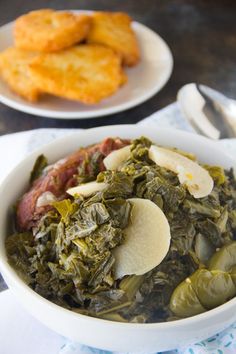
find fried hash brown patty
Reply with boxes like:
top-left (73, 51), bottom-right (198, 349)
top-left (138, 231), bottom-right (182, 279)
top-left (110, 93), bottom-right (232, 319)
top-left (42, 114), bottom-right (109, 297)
top-left (0, 47), bottom-right (41, 102)
top-left (87, 12), bottom-right (140, 66)
top-left (14, 9), bottom-right (92, 52)
top-left (29, 44), bottom-right (127, 104)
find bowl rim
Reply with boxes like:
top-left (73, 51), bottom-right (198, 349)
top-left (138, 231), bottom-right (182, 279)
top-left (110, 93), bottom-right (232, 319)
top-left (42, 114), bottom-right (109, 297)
top-left (0, 124), bottom-right (235, 329)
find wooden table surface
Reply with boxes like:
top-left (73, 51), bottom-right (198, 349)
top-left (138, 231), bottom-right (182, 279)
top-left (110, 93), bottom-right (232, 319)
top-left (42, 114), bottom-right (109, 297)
top-left (0, 0), bottom-right (236, 135)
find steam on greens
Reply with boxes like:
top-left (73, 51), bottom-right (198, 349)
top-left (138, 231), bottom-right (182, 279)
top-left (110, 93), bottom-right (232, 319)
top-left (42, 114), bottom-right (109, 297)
top-left (6, 137), bottom-right (236, 323)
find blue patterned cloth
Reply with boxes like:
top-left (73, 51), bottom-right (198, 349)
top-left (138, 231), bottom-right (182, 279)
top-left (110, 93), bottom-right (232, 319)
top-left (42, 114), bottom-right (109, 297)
top-left (59, 323), bottom-right (236, 354)
top-left (180, 323), bottom-right (236, 353)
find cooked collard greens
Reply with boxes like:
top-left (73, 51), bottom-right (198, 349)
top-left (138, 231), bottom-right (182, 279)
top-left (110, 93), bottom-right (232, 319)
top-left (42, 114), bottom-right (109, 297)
top-left (6, 137), bottom-right (236, 323)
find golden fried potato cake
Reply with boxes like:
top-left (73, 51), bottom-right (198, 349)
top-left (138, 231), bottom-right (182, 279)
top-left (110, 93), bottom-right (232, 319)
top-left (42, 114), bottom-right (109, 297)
top-left (14, 9), bottom-right (92, 52)
top-left (0, 47), bottom-right (41, 102)
top-left (87, 12), bottom-right (140, 67)
top-left (29, 44), bottom-right (127, 104)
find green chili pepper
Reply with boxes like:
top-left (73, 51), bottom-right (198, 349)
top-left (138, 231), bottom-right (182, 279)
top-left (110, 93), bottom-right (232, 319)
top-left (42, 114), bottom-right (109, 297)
top-left (190, 269), bottom-right (235, 309)
top-left (169, 277), bottom-right (206, 317)
top-left (230, 265), bottom-right (236, 286)
top-left (170, 242), bottom-right (236, 318)
top-left (208, 242), bottom-right (236, 272)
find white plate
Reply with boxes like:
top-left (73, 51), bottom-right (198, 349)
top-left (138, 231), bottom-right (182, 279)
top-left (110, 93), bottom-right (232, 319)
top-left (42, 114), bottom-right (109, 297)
top-left (0, 11), bottom-right (173, 119)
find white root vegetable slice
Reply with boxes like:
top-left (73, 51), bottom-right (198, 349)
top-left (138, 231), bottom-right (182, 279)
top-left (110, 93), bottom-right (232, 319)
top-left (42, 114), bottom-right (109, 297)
top-left (67, 181), bottom-right (108, 197)
top-left (113, 198), bottom-right (171, 279)
top-left (103, 145), bottom-right (131, 170)
top-left (149, 145), bottom-right (214, 198)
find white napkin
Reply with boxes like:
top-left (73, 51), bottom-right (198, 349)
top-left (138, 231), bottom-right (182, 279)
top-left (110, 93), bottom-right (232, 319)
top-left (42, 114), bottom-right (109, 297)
top-left (0, 102), bottom-right (236, 354)
top-left (0, 290), bottom-right (65, 354)
top-left (0, 128), bottom-right (77, 183)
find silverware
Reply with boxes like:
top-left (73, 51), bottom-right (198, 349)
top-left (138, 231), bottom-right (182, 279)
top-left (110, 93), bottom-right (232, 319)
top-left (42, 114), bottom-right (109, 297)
top-left (177, 83), bottom-right (236, 139)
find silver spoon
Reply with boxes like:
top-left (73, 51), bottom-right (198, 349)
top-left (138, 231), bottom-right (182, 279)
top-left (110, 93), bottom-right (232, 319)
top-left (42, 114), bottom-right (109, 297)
top-left (177, 83), bottom-right (236, 139)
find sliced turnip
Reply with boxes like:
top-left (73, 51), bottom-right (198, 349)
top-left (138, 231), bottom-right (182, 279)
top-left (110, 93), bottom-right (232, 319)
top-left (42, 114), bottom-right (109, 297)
top-left (103, 145), bottom-right (131, 170)
top-left (113, 198), bottom-right (171, 279)
top-left (149, 145), bottom-right (214, 198)
top-left (67, 181), bottom-right (108, 197)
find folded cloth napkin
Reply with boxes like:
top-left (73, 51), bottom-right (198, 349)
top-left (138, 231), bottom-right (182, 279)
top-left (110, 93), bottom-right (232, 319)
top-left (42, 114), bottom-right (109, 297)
top-left (0, 102), bottom-right (236, 354)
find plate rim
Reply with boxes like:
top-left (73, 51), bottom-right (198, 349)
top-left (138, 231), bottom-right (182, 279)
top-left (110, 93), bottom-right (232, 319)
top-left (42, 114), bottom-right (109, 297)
top-left (0, 13), bottom-right (173, 119)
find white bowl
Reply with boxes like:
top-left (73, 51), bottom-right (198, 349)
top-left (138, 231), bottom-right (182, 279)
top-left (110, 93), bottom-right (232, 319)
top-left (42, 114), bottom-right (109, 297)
top-left (0, 125), bottom-right (235, 353)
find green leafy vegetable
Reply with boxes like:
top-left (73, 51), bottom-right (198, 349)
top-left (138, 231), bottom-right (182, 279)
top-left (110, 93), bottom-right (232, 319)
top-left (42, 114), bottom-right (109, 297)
top-left (204, 165), bottom-right (226, 186)
top-left (30, 154), bottom-right (48, 183)
top-left (52, 199), bottom-right (78, 223)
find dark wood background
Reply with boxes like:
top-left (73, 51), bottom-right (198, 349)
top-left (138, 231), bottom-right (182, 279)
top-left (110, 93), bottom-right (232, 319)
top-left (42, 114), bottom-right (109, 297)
top-left (0, 0), bottom-right (236, 135)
